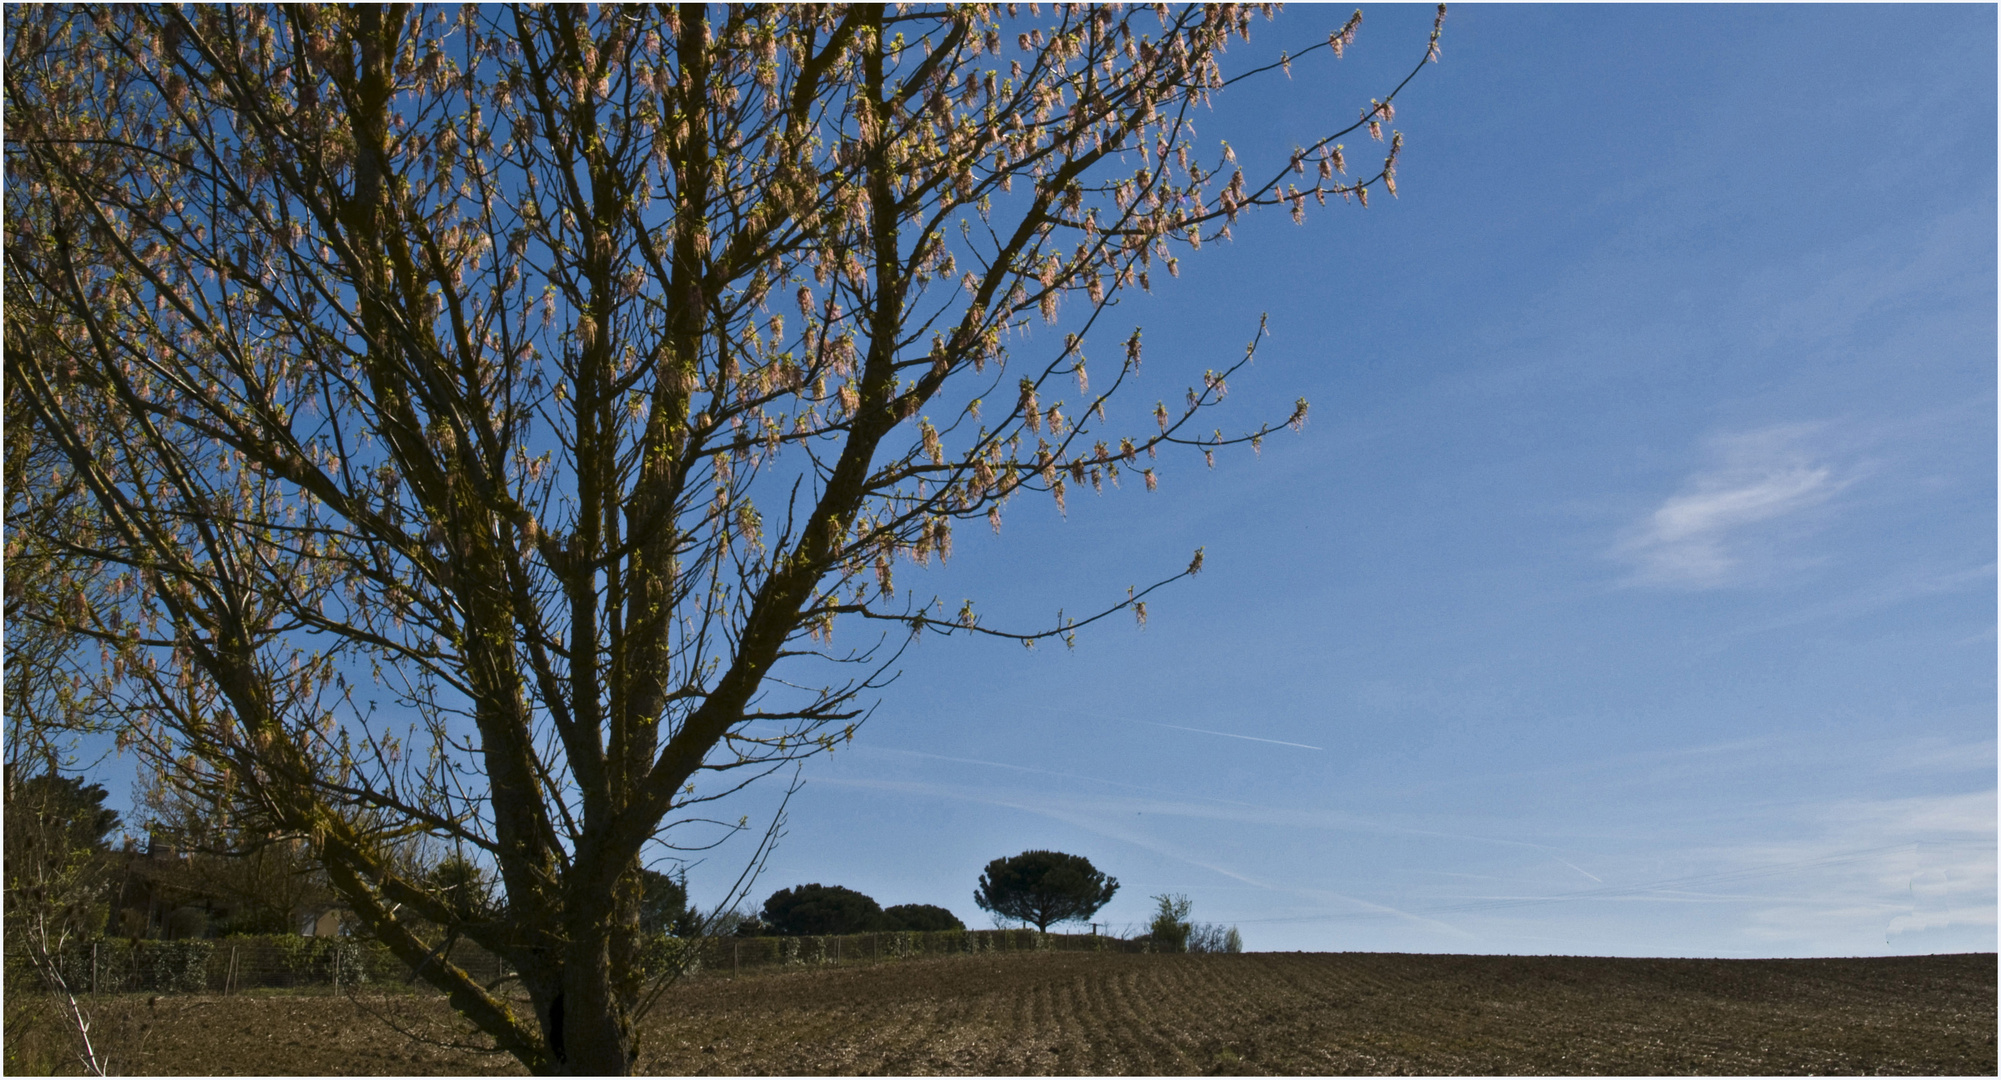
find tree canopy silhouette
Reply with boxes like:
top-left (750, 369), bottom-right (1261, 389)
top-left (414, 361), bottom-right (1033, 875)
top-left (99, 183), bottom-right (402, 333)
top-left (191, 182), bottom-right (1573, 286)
top-left (761, 882), bottom-right (882, 935)
top-left (974, 849), bottom-right (1118, 932)
top-left (884, 902), bottom-right (963, 932)
top-left (4, 3), bottom-right (1442, 1073)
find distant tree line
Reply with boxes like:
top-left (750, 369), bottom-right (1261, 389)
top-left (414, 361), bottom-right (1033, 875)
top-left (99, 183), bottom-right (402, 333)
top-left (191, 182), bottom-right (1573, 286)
top-left (6, 781), bottom-right (1236, 954)
top-left (727, 848), bottom-right (1119, 938)
top-left (736, 884), bottom-right (965, 936)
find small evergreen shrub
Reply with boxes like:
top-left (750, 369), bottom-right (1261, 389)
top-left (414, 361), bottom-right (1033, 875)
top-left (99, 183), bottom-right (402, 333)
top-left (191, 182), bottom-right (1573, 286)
top-left (1147, 894), bottom-right (1193, 953)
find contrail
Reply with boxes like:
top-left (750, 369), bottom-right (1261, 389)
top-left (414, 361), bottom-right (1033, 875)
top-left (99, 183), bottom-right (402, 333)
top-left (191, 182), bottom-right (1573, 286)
top-left (1140, 721), bottom-right (1324, 752)
top-left (1554, 857), bottom-right (1603, 883)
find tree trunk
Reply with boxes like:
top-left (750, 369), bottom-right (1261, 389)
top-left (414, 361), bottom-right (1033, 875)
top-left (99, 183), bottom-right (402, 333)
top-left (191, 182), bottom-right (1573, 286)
top-left (525, 940), bottom-right (637, 1076)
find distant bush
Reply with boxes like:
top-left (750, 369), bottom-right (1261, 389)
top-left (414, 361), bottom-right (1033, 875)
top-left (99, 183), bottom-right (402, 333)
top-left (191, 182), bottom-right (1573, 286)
top-left (762, 884), bottom-right (884, 936)
top-left (639, 932), bottom-right (703, 979)
top-left (640, 869), bottom-right (696, 936)
top-left (268, 934), bottom-right (376, 984)
top-left (1188, 922), bottom-right (1243, 954)
top-left (1139, 895), bottom-right (1241, 954)
top-left (44, 938), bottom-right (213, 993)
top-left (144, 939), bottom-right (214, 992)
top-left (1147, 893), bottom-right (1193, 953)
top-left (884, 903), bottom-right (964, 932)
top-left (697, 907), bottom-right (769, 937)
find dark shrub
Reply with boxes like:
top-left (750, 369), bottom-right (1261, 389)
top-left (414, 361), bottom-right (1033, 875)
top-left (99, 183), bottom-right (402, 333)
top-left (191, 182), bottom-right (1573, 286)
top-left (883, 903), bottom-right (964, 932)
top-left (1146, 893), bottom-right (1192, 953)
top-left (761, 884), bottom-right (883, 936)
top-left (638, 869), bottom-right (689, 936)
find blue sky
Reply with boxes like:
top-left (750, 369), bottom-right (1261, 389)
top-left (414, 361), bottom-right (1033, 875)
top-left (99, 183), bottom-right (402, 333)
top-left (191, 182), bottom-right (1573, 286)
top-left (674, 4), bottom-right (1996, 957)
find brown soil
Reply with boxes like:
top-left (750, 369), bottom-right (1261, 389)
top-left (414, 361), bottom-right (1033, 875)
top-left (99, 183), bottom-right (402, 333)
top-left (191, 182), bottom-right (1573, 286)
top-left (72, 950), bottom-right (1995, 1075)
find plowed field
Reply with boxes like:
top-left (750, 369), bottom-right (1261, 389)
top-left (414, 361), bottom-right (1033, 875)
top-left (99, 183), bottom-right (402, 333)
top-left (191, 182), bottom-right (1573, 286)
top-left (78, 950), bottom-right (1995, 1075)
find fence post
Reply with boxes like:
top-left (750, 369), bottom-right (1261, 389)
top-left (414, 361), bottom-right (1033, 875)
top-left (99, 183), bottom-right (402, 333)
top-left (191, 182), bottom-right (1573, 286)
top-left (91, 941), bottom-right (99, 995)
top-left (733, 941), bottom-right (739, 979)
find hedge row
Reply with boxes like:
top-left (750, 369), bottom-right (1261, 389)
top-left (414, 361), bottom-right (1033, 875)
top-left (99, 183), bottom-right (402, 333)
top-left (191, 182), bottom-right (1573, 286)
top-left (10, 934), bottom-right (501, 994)
top-left (681, 927), bottom-right (1148, 975)
top-left (9, 927), bottom-right (1143, 995)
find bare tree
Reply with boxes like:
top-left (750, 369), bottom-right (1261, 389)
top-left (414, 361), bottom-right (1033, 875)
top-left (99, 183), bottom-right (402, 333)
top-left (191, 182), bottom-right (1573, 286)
top-left (4, 4), bottom-right (1442, 1073)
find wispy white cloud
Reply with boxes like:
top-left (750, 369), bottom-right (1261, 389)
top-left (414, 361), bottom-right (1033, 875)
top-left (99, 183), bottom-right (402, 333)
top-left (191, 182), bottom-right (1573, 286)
top-left (1617, 424), bottom-right (1846, 587)
top-left (1718, 790), bottom-right (1997, 948)
top-left (1707, 561), bottom-right (1996, 644)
